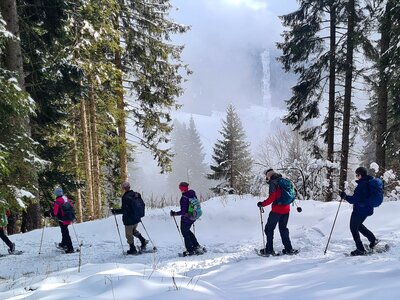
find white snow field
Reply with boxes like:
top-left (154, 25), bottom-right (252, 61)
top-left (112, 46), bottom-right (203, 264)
top-left (0, 195), bottom-right (399, 300)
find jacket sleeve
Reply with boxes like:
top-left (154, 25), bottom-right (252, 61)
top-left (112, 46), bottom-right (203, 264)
top-left (176, 196), bottom-right (189, 216)
top-left (345, 184), bottom-right (364, 204)
top-left (53, 200), bottom-right (60, 218)
top-left (261, 182), bottom-right (282, 207)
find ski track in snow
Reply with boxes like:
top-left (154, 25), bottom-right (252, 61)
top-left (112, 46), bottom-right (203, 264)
top-left (0, 196), bottom-right (399, 299)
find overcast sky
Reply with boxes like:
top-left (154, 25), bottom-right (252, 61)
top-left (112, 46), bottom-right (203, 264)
top-left (170, 0), bottom-right (298, 114)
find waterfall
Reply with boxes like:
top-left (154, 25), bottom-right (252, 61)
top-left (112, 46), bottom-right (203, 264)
top-left (261, 49), bottom-right (271, 108)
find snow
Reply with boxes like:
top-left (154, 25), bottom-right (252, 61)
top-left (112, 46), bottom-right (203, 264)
top-left (1, 196), bottom-right (399, 299)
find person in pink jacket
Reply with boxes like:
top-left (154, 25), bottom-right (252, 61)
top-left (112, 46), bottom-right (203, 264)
top-left (53, 187), bottom-right (74, 253)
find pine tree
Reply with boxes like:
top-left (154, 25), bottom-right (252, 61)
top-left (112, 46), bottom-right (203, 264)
top-left (118, 0), bottom-right (190, 173)
top-left (209, 105), bottom-right (253, 194)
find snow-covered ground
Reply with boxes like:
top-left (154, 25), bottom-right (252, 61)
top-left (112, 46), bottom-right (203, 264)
top-left (1, 196), bottom-right (399, 300)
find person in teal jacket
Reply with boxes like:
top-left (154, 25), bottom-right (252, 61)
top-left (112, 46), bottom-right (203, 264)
top-left (0, 208), bottom-right (15, 254)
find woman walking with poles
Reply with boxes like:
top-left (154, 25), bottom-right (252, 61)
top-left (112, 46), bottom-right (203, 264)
top-left (257, 169), bottom-right (298, 256)
top-left (170, 182), bottom-right (204, 257)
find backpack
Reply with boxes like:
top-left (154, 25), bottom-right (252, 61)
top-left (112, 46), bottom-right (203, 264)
top-left (133, 192), bottom-right (145, 219)
top-left (365, 177), bottom-right (384, 207)
top-left (60, 196), bottom-right (76, 222)
top-left (276, 178), bottom-right (296, 205)
top-left (186, 196), bottom-right (202, 221)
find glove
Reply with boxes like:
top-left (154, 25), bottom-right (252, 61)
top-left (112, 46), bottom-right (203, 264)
top-left (43, 211), bottom-right (51, 217)
top-left (340, 191), bottom-right (346, 199)
top-left (111, 209), bottom-right (116, 215)
top-left (257, 202), bottom-right (263, 208)
top-left (170, 210), bottom-right (176, 216)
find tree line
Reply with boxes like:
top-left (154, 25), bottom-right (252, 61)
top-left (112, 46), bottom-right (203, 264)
top-left (0, 0), bottom-right (189, 232)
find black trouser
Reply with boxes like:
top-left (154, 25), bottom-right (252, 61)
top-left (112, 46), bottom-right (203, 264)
top-left (181, 220), bottom-right (199, 253)
top-left (0, 228), bottom-right (13, 248)
top-left (265, 211), bottom-right (292, 252)
top-left (350, 211), bottom-right (375, 251)
top-left (59, 223), bottom-right (73, 251)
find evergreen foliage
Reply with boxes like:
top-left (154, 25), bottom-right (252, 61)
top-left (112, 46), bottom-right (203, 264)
top-left (209, 105), bottom-right (253, 194)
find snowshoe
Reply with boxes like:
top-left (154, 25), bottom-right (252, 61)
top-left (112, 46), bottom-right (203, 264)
top-left (178, 250), bottom-right (195, 257)
top-left (137, 246), bottom-right (157, 254)
top-left (0, 250), bottom-right (23, 257)
top-left (255, 248), bottom-right (279, 257)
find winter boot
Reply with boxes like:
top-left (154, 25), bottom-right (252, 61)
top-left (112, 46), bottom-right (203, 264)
top-left (127, 243), bottom-right (138, 255)
top-left (138, 235), bottom-right (149, 251)
top-left (350, 249), bottom-right (367, 256)
top-left (182, 250), bottom-right (195, 257)
top-left (65, 248), bottom-right (75, 254)
top-left (282, 248), bottom-right (299, 255)
top-left (8, 243), bottom-right (15, 254)
top-left (58, 243), bottom-right (68, 250)
top-left (260, 248), bottom-right (276, 256)
top-left (369, 239), bottom-right (380, 249)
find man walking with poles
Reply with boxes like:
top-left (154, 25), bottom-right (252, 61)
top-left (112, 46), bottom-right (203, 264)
top-left (112, 182), bottom-right (148, 255)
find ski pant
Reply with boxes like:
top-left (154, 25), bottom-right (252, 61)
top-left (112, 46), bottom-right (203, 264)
top-left (0, 228), bottom-right (13, 249)
top-left (265, 211), bottom-right (292, 252)
top-left (350, 211), bottom-right (375, 251)
top-left (181, 220), bottom-right (199, 253)
top-left (59, 223), bottom-right (73, 251)
top-left (125, 223), bottom-right (141, 246)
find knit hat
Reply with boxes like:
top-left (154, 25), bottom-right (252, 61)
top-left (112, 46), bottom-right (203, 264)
top-left (54, 187), bottom-right (63, 197)
top-left (179, 182), bottom-right (189, 188)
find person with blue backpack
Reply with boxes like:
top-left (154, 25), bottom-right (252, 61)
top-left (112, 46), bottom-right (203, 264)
top-left (257, 169), bottom-right (298, 256)
top-left (170, 182), bottom-right (204, 257)
top-left (111, 182), bottom-right (148, 255)
top-left (340, 167), bottom-right (382, 256)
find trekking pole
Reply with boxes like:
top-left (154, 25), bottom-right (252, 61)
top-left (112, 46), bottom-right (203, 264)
top-left (113, 214), bottom-right (125, 254)
top-left (324, 198), bottom-right (344, 255)
top-left (259, 207), bottom-right (266, 252)
top-left (140, 220), bottom-right (157, 251)
top-left (172, 215), bottom-right (185, 247)
top-left (38, 217), bottom-right (47, 255)
top-left (71, 223), bottom-right (80, 245)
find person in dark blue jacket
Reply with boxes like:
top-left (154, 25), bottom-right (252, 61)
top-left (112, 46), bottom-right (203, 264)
top-left (340, 167), bottom-right (379, 256)
top-left (170, 182), bottom-right (202, 256)
top-left (111, 182), bottom-right (148, 255)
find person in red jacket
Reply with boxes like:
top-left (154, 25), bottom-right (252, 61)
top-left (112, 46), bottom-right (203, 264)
top-left (53, 187), bottom-right (74, 253)
top-left (257, 169), bottom-right (297, 256)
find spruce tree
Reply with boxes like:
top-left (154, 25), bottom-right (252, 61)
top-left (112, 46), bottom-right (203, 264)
top-left (209, 105), bottom-right (253, 194)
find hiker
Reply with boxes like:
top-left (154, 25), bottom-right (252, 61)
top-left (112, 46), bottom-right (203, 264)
top-left (257, 169), bottom-right (297, 256)
top-left (170, 182), bottom-right (203, 256)
top-left (111, 182), bottom-right (148, 255)
top-left (340, 167), bottom-right (379, 256)
top-left (52, 187), bottom-right (74, 253)
top-left (0, 208), bottom-right (15, 254)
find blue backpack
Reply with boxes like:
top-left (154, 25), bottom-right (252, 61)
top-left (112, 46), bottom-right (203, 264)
top-left (276, 178), bottom-right (296, 205)
top-left (186, 196), bottom-right (202, 221)
top-left (366, 177), bottom-right (384, 207)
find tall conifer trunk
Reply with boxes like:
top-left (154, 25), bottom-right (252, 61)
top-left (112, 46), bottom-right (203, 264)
top-left (326, 1), bottom-right (337, 201)
top-left (339, 0), bottom-right (356, 191)
top-left (80, 99), bottom-right (94, 220)
top-left (89, 84), bottom-right (102, 218)
top-left (375, 0), bottom-right (392, 176)
top-left (72, 119), bottom-right (83, 223)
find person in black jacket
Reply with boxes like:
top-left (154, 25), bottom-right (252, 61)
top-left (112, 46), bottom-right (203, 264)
top-left (340, 167), bottom-right (379, 256)
top-left (111, 182), bottom-right (148, 255)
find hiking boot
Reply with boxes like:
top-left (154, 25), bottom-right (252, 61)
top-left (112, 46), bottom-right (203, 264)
top-left (369, 239), bottom-right (380, 249)
top-left (8, 243), bottom-right (15, 254)
top-left (350, 249), bottom-right (367, 256)
top-left (126, 244), bottom-right (138, 255)
top-left (140, 240), bottom-right (149, 251)
top-left (182, 250), bottom-right (195, 257)
top-left (260, 248), bottom-right (276, 256)
top-left (282, 248), bottom-right (299, 255)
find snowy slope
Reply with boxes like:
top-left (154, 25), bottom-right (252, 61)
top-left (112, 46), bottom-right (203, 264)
top-left (1, 196), bottom-right (399, 300)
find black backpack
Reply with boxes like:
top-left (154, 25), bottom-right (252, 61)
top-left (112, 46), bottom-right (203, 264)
top-left (133, 192), bottom-right (145, 219)
top-left (60, 196), bottom-right (76, 221)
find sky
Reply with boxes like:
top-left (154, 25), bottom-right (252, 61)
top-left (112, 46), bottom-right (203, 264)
top-left (1, 196), bottom-right (399, 299)
top-left (170, 0), bottom-right (298, 114)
